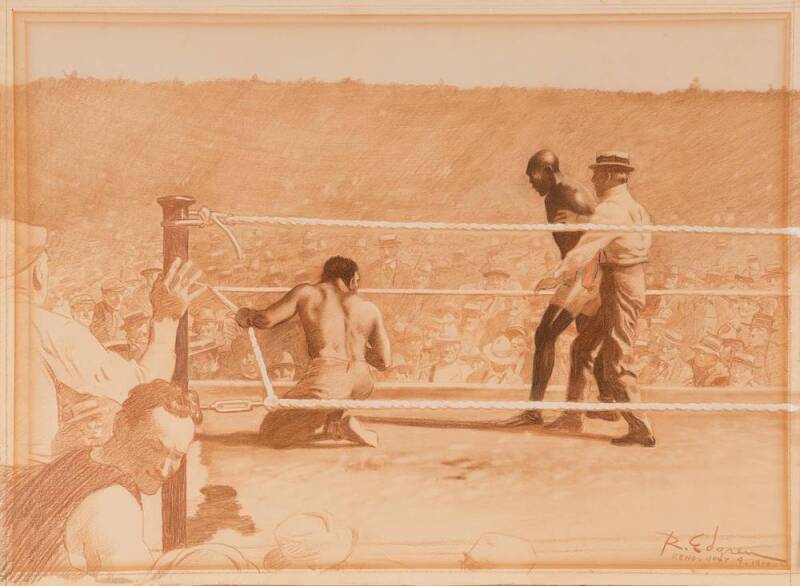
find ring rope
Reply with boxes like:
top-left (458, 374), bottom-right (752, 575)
top-left (200, 284), bottom-right (797, 414)
top-left (178, 209), bottom-right (800, 237)
top-left (196, 397), bottom-right (799, 414)
top-left (208, 285), bottom-right (787, 298)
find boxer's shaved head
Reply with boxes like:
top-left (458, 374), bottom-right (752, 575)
top-left (526, 149), bottom-right (561, 197)
top-left (527, 150), bottom-right (560, 175)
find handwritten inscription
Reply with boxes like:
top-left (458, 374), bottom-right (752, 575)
top-left (657, 526), bottom-right (786, 567)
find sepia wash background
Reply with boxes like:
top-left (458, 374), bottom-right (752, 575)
top-left (2, 10), bottom-right (800, 573)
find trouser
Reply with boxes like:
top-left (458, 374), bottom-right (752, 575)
top-left (565, 263), bottom-right (653, 436)
top-left (259, 357), bottom-right (374, 449)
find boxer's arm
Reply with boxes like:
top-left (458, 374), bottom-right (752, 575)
top-left (366, 305), bottom-right (391, 371)
top-left (238, 285), bottom-right (306, 329)
top-left (560, 179), bottom-right (597, 219)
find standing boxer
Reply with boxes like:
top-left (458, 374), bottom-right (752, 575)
top-left (503, 150), bottom-right (611, 427)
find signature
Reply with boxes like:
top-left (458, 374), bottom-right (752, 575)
top-left (658, 526), bottom-right (786, 564)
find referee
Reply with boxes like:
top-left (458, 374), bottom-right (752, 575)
top-left (550, 152), bottom-right (656, 447)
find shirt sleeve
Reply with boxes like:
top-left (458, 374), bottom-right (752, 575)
top-left (555, 202), bottom-right (625, 275)
top-left (48, 320), bottom-right (148, 403)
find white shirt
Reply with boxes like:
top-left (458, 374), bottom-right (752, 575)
top-left (556, 184), bottom-right (652, 277)
top-left (27, 305), bottom-right (151, 463)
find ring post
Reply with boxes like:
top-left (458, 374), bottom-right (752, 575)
top-left (158, 195), bottom-right (195, 551)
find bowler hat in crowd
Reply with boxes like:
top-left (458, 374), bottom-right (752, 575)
top-left (692, 335), bottom-right (723, 358)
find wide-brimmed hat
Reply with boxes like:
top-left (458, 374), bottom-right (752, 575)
top-left (482, 336), bottom-right (518, 366)
top-left (692, 334), bottom-right (723, 358)
top-left (140, 266), bottom-right (161, 278)
top-left (152, 543), bottom-right (258, 574)
top-left (731, 350), bottom-right (757, 369)
top-left (482, 264), bottom-right (510, 278)
top-left (589, 151), bottom-right (635, 172)
top-left (263, 512), bottom-right (356, 569)
top-left (505, 323), bottom-right (528, 341)
top-left (747, 312), bottom-right (776, 331)
top-left (378, 233), bottom-right (399, 246)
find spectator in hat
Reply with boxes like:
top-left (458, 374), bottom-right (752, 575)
top-left (744, 255), bottom-right (763, 281)
top-left (90, 278), bottom-right (127, 343)
top-left (745, 312), bottom-right (778, 385)
top-left (424, 325), bottom-right (473, 383)
top-left (108, 312), bottom-right (150, 362)
top-left (729, 350), bottom-right (758, 387)
top-left (268, 351), bottom-right (297, 383)
top-left (658, 329), bottom-right (693, 384)
top-left (125, 266), bottom-right (161, 315)
top-left (689, 335), bottom-right (730, 387)
top-left (189, 339), bottom-right (222, 379)
top-left (69, 293), bottom-right (95, 329)
top-left (192, 307), bottom-right (219, 342)
top-left (505, 323), bottom-right (532, 381)
top-left (468, 336), bottom-right (524, 384)
top-left (366, 234), bottom-right (413, 288)
top-left (1, 217), bottom-right (203, 464)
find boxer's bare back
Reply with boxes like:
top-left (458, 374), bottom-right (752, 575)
top-left (240, 274), bottom-right (391, 370)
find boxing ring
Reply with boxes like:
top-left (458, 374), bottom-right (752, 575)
top-left (156, 196), bottom-right (798, 553)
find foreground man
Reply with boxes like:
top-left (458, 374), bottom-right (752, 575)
top-left (550, 152), bottom-right (656, 447)
top-left (3, 380), bottom-right (201, 580)
top-left (1, 218), bottom-right (203, 464)
top-left (236, 256), bottom-right (391, 448)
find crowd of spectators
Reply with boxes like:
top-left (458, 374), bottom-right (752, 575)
top-left (43, 225), bottom-right (787, 391)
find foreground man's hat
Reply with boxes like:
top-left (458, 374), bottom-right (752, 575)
top-left (263, 511), bottom-right (356, 569)
top-left (589, 151), bottom-right (635, 172)
top-left (0, 218), bottom-right (48, 278)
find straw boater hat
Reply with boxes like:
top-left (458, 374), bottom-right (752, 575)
top-left (263, 512), bottom-right (356, 570)
top-left (482, 336), bottom-right (518, 366)
top-left (379, 234), bottom-right (398, 246)
top-left (589, 151), bottom-right (635, 172)
top-left (692, 334), bottom-right (723, 358)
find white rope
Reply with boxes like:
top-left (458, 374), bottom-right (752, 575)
top-left (269, 398), bottom-right (798, 413)
top-left (219, 213), bottom-right (800, 237)
top-left (206, 285), bottom-right (277, 402)
top-left (194, 394), bottom-right (798, 414)
top-left (190, 379), bottom-right (785, 394)
top-left (208, 285), bottom-right (787, 298)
